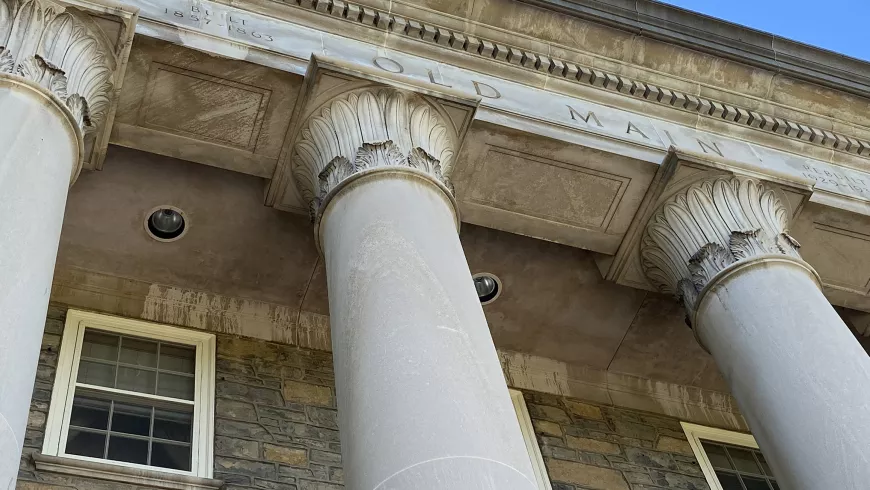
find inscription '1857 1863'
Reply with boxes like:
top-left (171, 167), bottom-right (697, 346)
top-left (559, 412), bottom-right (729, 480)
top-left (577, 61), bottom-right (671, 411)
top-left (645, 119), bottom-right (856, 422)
top-left (164, 7), bottom-right (275, 42)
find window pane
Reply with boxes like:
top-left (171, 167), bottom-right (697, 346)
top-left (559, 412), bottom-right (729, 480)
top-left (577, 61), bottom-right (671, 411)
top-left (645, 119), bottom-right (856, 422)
top-left (69, 396), bottom-right (110, 430)
top-left (152, 441), bottom-right (191, 471)
top-left (771, 482), bottom-right (780, 490)
top-left (756, 453), bottom-right (773, 476)
top-left (157, 373), bottom-right (195, 400)
top-left (702, 442), bottom-right (733, 469)
top-left (117, 366), bottom-right (156, 394)
top-left (160, 344), bottom-right (196, 374)
top-left (120, 337), bottom-right (158, 368)
top-left (742, 476), bottom-right (773, 490)
top-left (111, 402), bottom-right (152, 437)
top-left (66, 429), bottom-right (106, 458)
top-left (107, 435), bottom-right (148, 465)
top-left (715, 471), bottom-right (744, 490)
top-left (153, 408), bottom-right (193, 443)
top-left (81, 331), bottom-right (118, 361)
top-left (77, 360), bottom-right (116, 387)
top-left (728, 446), bottom-right (762, 474)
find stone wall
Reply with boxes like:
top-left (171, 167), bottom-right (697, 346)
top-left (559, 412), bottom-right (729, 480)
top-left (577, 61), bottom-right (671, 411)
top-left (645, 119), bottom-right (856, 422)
top-left (525, 392), bottom-right (710, 490)
top-left (17, 306), bottom-right (344, 490)
top-left (17, 307), bottom-right (712, 490)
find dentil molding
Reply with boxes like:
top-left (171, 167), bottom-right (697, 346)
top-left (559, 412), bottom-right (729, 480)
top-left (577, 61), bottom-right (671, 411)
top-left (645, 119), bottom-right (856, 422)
top-left (640, 175), bottom-right (803, 315)
top-left (0, 0), bottom-right (137, 170)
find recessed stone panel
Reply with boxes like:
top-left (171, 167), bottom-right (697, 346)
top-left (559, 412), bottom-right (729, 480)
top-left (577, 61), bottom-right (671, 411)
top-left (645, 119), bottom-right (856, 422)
top-left (467, 146), bottom-right (629, 231)
top-left (112, 37), bottom-right (301, 178)
top-left (138, 63), bottom-right (270, 151)
top-left (801, 222), bottom-right (870, 293)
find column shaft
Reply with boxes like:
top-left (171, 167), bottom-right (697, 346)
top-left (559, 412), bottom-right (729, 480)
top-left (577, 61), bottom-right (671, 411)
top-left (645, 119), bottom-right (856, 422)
top-left (0, 78), bottom-right (79, 488)
top-left (695, 258), bottom-right (870, 489)
top-left (321, 171), bottom-right (537, 490)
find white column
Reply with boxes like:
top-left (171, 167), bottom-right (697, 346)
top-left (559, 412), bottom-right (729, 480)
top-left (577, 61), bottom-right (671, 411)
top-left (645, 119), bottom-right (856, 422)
top-left (292, 87), bottom-right (538, 489)
top-left (641, 176), bottom-right (870, 489)
top-left (0, 1), bottom-right (124, 486)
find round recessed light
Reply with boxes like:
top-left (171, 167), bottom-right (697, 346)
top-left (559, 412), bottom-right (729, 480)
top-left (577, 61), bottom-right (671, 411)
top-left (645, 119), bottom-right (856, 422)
top-left (472, 272), bottom-right (502, 305)
top-left (145, 206), bottom-right (187, 242)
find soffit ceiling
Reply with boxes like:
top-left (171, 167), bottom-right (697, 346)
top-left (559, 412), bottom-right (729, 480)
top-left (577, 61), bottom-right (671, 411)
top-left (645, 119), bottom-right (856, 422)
top-left (56, 146), bottom-right (734, 392)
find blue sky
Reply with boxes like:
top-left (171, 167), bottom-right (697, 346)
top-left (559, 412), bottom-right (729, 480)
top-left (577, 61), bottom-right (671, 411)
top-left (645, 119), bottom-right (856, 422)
top-left (660, 1), bottom-right (866, 62)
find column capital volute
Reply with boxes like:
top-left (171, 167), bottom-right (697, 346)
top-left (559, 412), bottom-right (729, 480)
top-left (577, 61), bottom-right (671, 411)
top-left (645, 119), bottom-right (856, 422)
top-left (267, 56), bottom-right (479, 223)
top-left (633, 149), bottom-right (818, 321)
top-left (0, 0), bottom-right (138, 181)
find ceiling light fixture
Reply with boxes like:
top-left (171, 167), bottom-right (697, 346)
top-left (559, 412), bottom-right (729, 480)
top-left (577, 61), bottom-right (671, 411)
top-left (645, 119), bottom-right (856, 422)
top-left (145, 206), bottom-right (187, 242)
top-left (472, 272), bottom-right (502, 305)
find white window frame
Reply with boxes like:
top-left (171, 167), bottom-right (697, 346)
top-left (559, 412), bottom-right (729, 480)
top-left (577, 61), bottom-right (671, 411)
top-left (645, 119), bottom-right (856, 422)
top-left (681, 422), bottom-right (764, 490)
top-left (43, 310), bottom-right (216, 478)
top-left (509, 389), bottom-right (552, 490)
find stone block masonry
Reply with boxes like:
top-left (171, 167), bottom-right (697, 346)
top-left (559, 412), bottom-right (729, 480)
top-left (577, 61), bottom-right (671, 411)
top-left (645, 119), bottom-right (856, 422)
top-left (213, 335), bottom-right (343, 490)
top-left (524, 391), bottom-right (710, 490)
top-left (17, 306), bottom-right (344, 490)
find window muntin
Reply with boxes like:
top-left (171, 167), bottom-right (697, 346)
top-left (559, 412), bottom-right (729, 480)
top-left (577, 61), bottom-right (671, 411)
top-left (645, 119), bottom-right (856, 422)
top-left (700, 441), bottom-right (779, 490)
top-left (682, 422), bottom-right (779, 490)
top-left (44, 311), bottom-right (215, 477)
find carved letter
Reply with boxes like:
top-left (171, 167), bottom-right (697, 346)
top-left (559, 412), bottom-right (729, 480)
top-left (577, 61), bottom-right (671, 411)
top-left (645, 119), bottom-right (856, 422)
top-left (473, 80), bottom-right (501, 99)
top-left (663, 130), bottom-right (678, 146)
top-left (567, 105), bottom-right (603, 127)
top-left (697, 139), bottom-right (724, 157)
top-left (372, 57), bottom-right (404, 73)
top-left (626, 122), bottom-right (649, 139)
top-left (427, 69), bottom-right (452, 88)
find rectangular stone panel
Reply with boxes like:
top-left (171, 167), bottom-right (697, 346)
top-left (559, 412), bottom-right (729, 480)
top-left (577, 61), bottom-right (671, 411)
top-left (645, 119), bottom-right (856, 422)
top-left (466, 146), bottom-right (629, 231)
top-left (138, 63), bottom-right (271, 151)
top-left (801, 222), bottom-right (870, 293)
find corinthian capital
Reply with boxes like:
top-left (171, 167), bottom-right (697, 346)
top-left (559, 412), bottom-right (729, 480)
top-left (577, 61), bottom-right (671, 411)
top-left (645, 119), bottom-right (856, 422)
top-left (0, 0), bottom-right (137, 169)
top-left (266, 56), bottom-right (478, 217)
top-left (640, 175), bottom-right (802, 315)
top-left (292, 87), bottom-right (459, 217)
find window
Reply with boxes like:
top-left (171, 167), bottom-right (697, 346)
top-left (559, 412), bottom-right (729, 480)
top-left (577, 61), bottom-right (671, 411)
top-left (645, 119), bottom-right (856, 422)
top-left (682, 422), bottom-right (779, 490)
top-left (43, 310), bottom-right (216, 478)
top-left (509, 389), bottom-right (552, 490)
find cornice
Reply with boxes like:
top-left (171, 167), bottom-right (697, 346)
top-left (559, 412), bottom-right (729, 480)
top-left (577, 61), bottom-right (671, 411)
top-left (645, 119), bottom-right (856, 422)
top-left (269, 0), bottom-right (870, 164)
top-left (520, 0), bottom-right (870, 100)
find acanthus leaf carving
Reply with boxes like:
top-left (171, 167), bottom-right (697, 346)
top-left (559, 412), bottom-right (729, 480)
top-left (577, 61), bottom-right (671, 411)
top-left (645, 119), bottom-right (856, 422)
top-left (641, 176), bottom-right (803, 321)
top-left (0, 0), bottom-right (118, 132)
top-left (291, 87), bottom-right (458, 220)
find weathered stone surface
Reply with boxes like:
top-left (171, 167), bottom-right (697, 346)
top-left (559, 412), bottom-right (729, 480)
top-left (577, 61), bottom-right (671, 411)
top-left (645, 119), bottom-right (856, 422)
top-left (263, 444), bottom-right (309, 466)
top-left (656, 436), bottom-right (694, 456)
top-left (624, 448), bottom-right (678, 471)
top-left (567, 436), bottom-right (622, 455)
top-left (564, 400), bottom-right (604, 420)
top-left (216, 436), bottom-right (261, 459)
top-left (527, 403), bottom-right (572, 423)
top-left (528, 392), bottom-right (710, 490)
top-left (547, 459), bottom-right (630, 490)
top-left (534, 419), bottom-right (564, 437)
top-left (283, 381), bottom-right (333, 407)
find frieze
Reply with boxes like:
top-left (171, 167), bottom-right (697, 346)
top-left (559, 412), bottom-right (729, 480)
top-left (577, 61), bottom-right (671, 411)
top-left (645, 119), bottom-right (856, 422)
top-left (127, 0), bottom-right (870, 205)
top-left (136, 0), bottom-right (870, 163)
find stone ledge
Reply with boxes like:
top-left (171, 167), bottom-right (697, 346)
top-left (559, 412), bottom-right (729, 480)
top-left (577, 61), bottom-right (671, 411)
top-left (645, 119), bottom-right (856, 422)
top-left (32, 453), bottom-right (224, 490)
